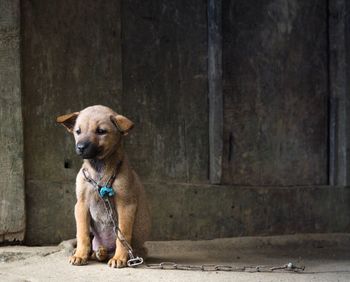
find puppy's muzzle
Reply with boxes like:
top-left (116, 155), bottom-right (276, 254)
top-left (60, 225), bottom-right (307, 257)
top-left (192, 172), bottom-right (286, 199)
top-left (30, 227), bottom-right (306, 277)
top-left (76, 141), bottom-right (99, 159)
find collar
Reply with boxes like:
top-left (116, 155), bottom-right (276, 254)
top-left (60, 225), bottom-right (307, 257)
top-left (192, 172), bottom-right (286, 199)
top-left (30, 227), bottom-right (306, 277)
top-left (82, 160), bottom-right (122, 198)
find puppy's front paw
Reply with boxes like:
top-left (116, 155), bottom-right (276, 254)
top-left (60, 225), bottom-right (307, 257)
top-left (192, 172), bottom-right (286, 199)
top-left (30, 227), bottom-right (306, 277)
top-left (69, 255), bottom-right (88, 266)
top-left (108, 253), bottom-right (128, 268)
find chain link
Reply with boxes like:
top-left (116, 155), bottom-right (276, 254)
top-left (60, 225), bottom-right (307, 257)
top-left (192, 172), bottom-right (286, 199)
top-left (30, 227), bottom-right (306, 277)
top-left (143, 262), bottom-right (305, 273)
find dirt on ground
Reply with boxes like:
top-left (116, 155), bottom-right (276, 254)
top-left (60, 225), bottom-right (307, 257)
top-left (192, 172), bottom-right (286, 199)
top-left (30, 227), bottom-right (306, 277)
top-left (1, 233), bottom-right (350, 282)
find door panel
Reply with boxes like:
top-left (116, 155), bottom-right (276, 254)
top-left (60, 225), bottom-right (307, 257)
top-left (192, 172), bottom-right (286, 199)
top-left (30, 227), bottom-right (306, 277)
top-left (122, 0), bottom-right (209, 183)
top-left (222, 0), bottom-right (328, 185)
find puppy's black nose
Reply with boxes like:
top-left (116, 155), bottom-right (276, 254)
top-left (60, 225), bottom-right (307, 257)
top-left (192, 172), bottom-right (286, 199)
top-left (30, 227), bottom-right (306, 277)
top-left (76, 141), bottom-right (99, 159)
top-left (76, 142), bottom-right (89, 155)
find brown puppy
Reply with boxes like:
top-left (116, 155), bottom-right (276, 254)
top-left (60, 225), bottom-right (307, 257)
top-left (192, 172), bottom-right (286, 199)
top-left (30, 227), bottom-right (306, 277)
top-left (57, 105), bottom-right (151, 268)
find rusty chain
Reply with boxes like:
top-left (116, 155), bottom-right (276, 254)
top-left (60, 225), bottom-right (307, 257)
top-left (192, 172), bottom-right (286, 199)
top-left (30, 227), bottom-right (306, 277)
top-left (142, 261), bottom-right (305, 273)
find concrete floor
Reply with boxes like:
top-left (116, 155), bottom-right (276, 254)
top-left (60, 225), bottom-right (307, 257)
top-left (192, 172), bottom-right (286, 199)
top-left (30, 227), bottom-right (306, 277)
top-left (0, 234), bottom-right (350, 282)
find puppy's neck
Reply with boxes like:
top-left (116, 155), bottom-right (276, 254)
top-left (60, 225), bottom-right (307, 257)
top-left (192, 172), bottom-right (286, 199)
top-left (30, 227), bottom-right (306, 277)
top-left (85, 147), bottom-right (124, 174)
top-left (88, 159), bottom-right (105, 173)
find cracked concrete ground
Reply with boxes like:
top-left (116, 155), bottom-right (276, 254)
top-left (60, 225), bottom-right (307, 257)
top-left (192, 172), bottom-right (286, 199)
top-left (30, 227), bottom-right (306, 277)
top-left (0, 234), bottom-right (350, 282)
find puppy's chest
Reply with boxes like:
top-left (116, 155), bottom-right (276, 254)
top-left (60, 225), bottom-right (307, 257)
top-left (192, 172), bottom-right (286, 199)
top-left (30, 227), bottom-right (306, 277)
top-left (89, 194), bottom-right (112, 224)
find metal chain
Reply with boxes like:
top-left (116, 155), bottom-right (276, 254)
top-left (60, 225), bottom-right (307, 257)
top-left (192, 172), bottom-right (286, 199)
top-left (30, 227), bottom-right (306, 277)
top-left (82, 167), bottom-right (116, 189)
top-left (104, 196), bottom-right (144, 266)
top-left (143, 261), bottom-right (305, 273)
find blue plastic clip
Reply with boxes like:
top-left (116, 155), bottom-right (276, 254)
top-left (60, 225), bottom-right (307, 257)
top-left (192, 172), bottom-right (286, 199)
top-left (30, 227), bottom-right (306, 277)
top-left (99, 186), bottom-right (115, 198)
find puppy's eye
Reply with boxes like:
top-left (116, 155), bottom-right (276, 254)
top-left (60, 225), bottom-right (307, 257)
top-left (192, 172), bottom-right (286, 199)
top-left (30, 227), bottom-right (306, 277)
top-left (76, 128), bottom-right (81, 135)
top-left (96, 128), bottom-right (107, 135)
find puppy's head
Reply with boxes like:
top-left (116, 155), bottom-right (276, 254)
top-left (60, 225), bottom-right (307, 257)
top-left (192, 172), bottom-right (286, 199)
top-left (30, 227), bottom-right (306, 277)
top-left (56, 105), bottom-right (133, 160)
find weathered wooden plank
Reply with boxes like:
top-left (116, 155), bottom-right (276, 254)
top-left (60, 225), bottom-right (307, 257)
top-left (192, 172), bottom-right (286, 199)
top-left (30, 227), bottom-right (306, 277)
top-left (122, 0), bottom-right (209, 183)
top-left (24, 180), bottom-right (350, 242)
top-left (25, 180), bottom-right (76, 245)
top-left (0, 0), bottom-right (25, 242)
top-left (222, 0), bottom-right (329, 185)
top-left (328, 0), bottom-right (350, 186)
top-left (208, 0), bottom-right (223, 184)
top-left (22, 0), bottom-right (123, 182)
top-left (146, 183), bottom-right (350, 240)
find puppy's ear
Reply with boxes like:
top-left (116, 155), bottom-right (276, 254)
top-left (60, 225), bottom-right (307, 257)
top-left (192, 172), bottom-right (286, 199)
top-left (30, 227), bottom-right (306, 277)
top-left (56, 112), bottom-right (79, 133)
top-left (110, 114), bottom-right (134, 135)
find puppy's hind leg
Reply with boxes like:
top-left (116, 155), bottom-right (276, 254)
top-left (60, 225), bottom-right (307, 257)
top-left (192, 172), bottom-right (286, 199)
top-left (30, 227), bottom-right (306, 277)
top-left (90, 246), bottom-right (109, 262)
